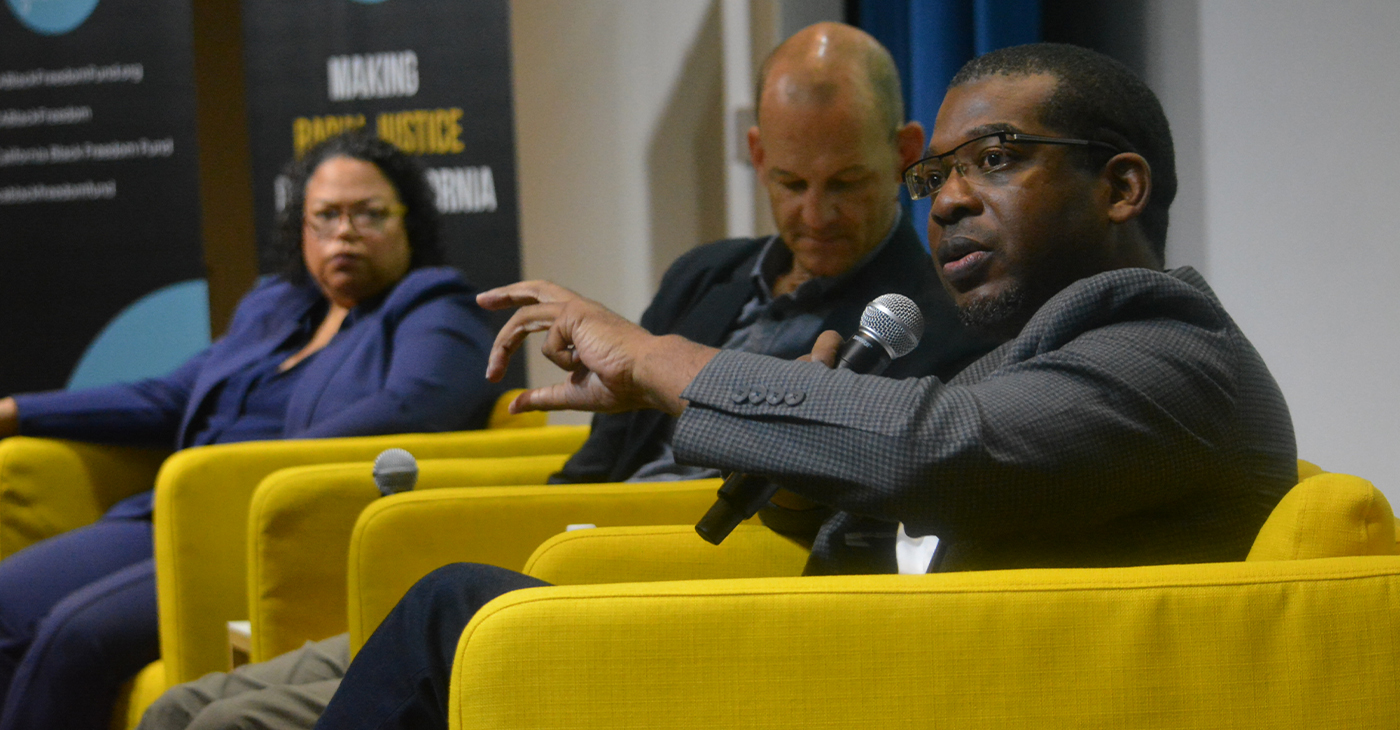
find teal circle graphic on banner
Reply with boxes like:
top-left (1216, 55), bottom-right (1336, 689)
top-left (5, 0), bottom-right (100, 35)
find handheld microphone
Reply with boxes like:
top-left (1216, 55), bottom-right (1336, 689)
top-left (694, 294), bottom-right (925, 545)
top-left (373, 448), bottom-right (418, 496)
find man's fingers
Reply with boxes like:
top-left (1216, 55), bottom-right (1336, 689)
top-left (485, 302), bottom-right (565, 381)
top-left (509, 385), bottom-right (564, 413)
top-left (477, 280), bottom-right (575, 311)
top-left (540, 319), bottom-right (582, 371)
top-left (509, 379), bottom-right (616, 414)
top-left (809, 330), bottom-right (843, 369)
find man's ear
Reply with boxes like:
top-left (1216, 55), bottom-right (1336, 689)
top-left (747, 126), bottom-right (763, 169)
top-left (1104, 152), bottom-right (1151, 224)
top-left (895, 121), bottom-right (925, 173)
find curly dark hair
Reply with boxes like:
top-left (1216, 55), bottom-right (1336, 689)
top-left (273, 129), bottom-right (444, 284)
top-left (950, 43), bottom-right (1176, 261)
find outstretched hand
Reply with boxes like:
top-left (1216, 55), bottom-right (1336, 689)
top-left (478, 281), bottom-right (718, 416)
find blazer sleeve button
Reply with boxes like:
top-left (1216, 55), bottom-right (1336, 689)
top-left (784, 391), bottom-right (805, 406)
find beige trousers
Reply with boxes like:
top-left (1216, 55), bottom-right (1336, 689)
top-left (135, 633), bottom-right (349, 730)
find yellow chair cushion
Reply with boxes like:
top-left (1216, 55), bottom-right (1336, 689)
top-left (1248, 472), bottom-right (1397, 561)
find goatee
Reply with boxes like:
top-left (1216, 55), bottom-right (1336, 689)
top-left (957, 284), bottom-right (1028, 338)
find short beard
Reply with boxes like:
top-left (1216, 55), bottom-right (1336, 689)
top-left (957, 284), bottom-right (1029, 338)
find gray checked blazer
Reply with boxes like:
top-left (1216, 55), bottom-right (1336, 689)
top-left (672, 267), bottom-right (1297, 574)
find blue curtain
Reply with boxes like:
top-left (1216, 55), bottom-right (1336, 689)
top-left (857, 0), bottom-right (1041, 249)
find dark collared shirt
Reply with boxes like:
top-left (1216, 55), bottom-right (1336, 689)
top-left (627, 210), bottom-right (903, 482)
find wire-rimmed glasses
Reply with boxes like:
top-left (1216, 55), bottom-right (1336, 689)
top-left (903, 131), bottom-right (1120, 200)
top-left (304, 203), bottom-right (407, 238)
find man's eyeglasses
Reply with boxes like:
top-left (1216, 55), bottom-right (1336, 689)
top-left (903, 132), bottom-right (1121, 200)
top-left (304, 203), bottom-right (407, 238)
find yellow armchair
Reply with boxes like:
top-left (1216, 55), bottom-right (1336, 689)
top-left (443, 471), bottom-right (1399, 729)
top-left (75, 391), bottom-right (571, 728)
top-left (246, 453), bottom-right (576, 664)
top-left (120, 443), bottom-right (591, 730)
top-left (346, 479), bottom-right (733, 654)
top-left (152, 423), bottom-right (587, 688)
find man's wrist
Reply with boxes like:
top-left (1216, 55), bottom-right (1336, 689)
top-left (0, 397), bottom-right (19, 439)
top-left (633, 335), bottom-right (717, 416)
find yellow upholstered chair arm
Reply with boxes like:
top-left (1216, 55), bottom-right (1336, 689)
top-left (485, 390), bottom-right (546, 429)
top-left (246, 453), bottom-right (571, 663)
top-left (451, 555), bottom-right (1400, 729)
top-left (1248, 472), bottom-right (1397, 561)
top-left (153, 424), bottom-right (588, 685)
top-left (1296, 458), bottom-right (1324, 482)
top-left (0, 391), bottom-right (534, 565)
top-left (0, 436), bottom-right (168, 558)
top-left (246, 462), bottom-right (379, 663)
top-left (524, 524), bottom-right (808, 586)
top-left (348, 479), bottom-right (723, 654)
top-left (114, 660), bottom-right (166, 730)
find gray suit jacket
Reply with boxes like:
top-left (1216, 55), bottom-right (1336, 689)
top-left (551, 215), bottom-right (996, 484)
top-left (672, 267), bottom-right (1296, 574)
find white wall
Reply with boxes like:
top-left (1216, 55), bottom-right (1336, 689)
top-left (511, 3), bottom-right (1400, 501)
top-left (1148, 1), bottom-right (1400, 500)
top-left (509, 0), bottom-right (840, 423)
top-left (510, 0), bottom-right (729, 421)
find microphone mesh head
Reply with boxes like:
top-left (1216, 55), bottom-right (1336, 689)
top-left (860, 294), bottom-right (924, 359)
top-left (373, 448), bottom-right (418, 495)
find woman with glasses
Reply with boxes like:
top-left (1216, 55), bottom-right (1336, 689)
top-left (0, 130), bottom-right (501, 730)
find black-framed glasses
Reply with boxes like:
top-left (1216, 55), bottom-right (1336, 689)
top-left (903, 131), bottom-right (1121, 200)
top-left (304, 202), bottom-right (407, 238)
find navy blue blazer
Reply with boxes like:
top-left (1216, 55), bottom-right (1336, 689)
top-left (15, 266), bottom-right (502, 450)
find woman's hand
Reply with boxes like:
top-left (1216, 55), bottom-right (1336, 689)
top-left (0, 397), bottom-right (18, 439)
top-left (478, 281), bottom-right (718, 416)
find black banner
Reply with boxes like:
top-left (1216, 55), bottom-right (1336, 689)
top-left (0, 0), bottom-right (206, 394)
top-left (241, 0), bottom-right (523, 387)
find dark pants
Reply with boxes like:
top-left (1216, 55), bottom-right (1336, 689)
top-left (313, 563), bottom-right (550, 730)
top-left (0, 515), bottom-right (159, 730)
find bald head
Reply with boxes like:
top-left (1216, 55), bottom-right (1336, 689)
top-left (756, 22), bottom-right (904, 138)
top-left (745, 23), bottom-right (924, 290)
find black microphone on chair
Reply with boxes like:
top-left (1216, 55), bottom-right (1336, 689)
top-left (694, 294), bottom-right (925, 545)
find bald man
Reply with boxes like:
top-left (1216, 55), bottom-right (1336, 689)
top-left (551, 21), bottom-right (990, 486)
top-left (139, 23), bottom-right (992, 730)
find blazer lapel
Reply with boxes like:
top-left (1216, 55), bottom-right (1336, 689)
top-left (176, 289), bottom-right (312, 446)
top-left (670, 275), bottom-right (755, 347)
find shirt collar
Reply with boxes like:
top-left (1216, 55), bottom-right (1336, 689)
top-left (749, 206), bottom-right (903, 308)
